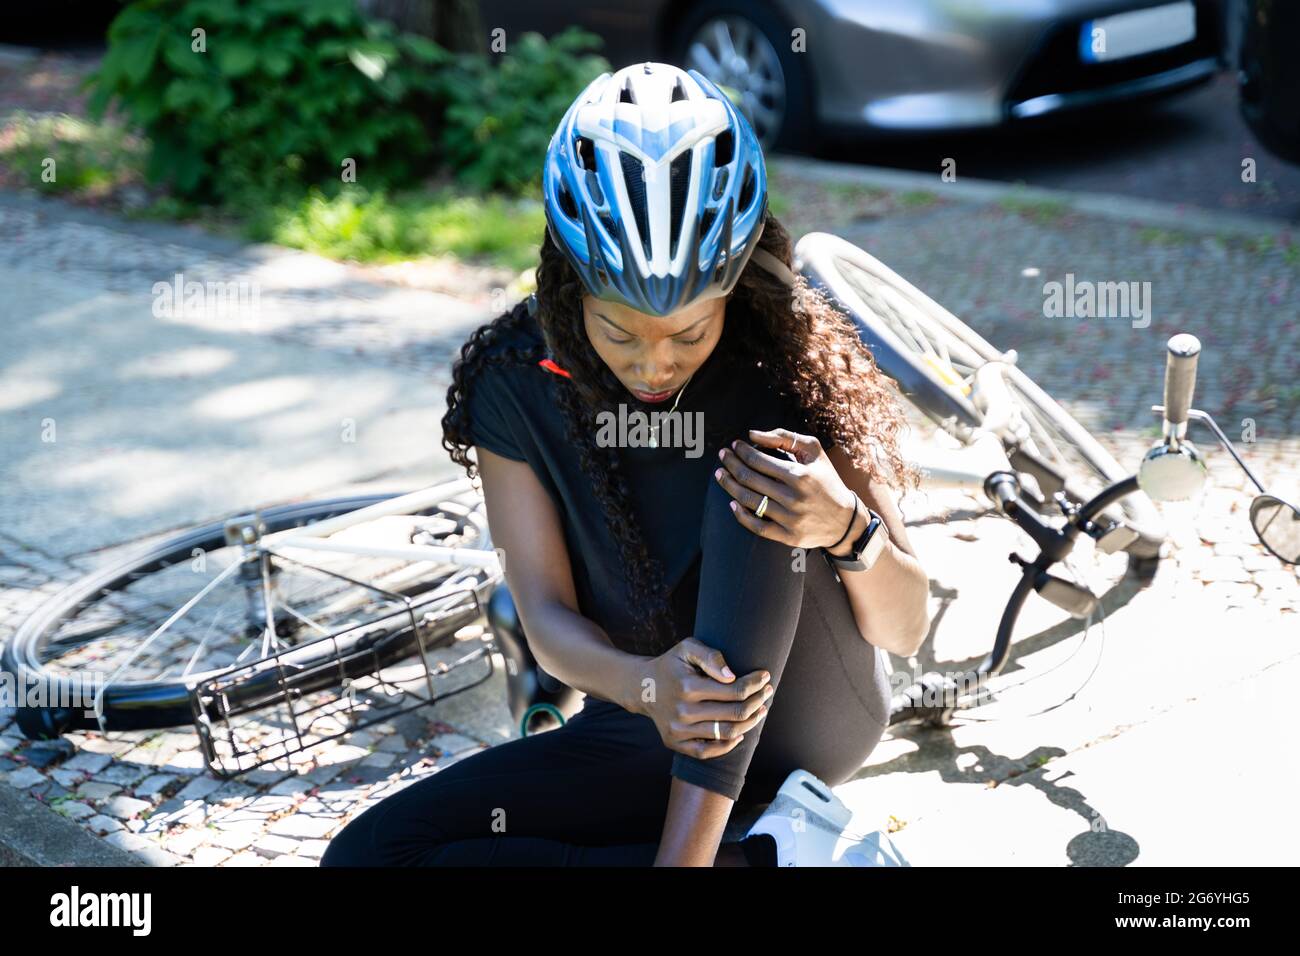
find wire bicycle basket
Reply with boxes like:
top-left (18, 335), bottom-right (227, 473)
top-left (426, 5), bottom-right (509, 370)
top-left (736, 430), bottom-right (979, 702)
top-left (189, 572), bottom-right (498, 779)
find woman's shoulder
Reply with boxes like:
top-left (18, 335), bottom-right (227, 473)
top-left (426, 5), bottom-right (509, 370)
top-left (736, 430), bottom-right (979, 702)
top-left (743, 358), bottom-right (840, 451)
top-left (457, 301), bottom-right (553, 463)
top-left (462, 299), bottom-right (548, 394)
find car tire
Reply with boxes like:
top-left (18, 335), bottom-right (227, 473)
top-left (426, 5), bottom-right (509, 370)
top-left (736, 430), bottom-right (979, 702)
top-left (670, 0), bottom-right (817, 153)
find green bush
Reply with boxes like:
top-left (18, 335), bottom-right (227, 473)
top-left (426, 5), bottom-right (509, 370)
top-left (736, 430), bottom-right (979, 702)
top-left (244, 184), bottom-right (547, 270)
top-left (436, 28), bottom-right (609, 194)
top-left (84, 0), bottom-right (447, 204)
top-left (0, 112), bottom-right (147, 195)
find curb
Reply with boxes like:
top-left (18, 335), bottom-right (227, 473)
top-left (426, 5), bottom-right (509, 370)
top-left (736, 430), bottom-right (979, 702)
top-left (0, 784), bottom-right (144, 867)
top-left (772, 154), bottom-right (1296, 240)
top-left (0, 189), bottom-right (286, 261)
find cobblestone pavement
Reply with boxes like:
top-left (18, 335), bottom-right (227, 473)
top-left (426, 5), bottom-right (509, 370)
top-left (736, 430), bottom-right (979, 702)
top-left (1, 183), bottom-right (1296, 866)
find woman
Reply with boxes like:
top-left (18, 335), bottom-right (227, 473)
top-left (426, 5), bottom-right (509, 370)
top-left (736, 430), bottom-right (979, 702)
top-left (321, 62), bottom-right (930, 867)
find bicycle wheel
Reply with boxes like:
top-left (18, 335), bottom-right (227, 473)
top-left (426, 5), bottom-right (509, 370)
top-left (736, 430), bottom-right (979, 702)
top-left (795, 231), bottom-right (1165, 561)
top-left (3, 479), bottom-right (499, 739)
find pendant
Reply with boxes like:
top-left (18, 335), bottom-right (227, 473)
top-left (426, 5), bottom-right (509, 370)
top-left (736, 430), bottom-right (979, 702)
top-left (648, 429), bottom-right (659, 449)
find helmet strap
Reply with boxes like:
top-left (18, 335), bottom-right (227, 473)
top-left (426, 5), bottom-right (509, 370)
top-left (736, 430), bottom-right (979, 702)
top-left (747, 245), bottom-right (797, 288)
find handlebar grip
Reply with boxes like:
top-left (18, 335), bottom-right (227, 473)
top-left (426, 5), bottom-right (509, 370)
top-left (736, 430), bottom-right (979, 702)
top-left (1162, 333), bottom-right (1201, 430)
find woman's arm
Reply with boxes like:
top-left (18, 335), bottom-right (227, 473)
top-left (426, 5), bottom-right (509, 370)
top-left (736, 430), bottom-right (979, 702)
top-left (824, 446), bottom-right (931, 659)
top-left (476, 447), bottom-right (651, 713)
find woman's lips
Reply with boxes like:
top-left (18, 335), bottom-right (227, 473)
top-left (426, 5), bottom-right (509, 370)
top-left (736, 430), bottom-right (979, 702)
top-left (633, 387), bottom-right (676, 403)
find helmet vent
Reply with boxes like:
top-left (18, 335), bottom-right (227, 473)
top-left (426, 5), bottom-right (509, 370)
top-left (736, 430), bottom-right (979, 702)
top-left (575, 136), bottom-right (596, 171)
top-left (738, 164), bottom-right (756, 213)
top-left (668, 152), bottom-right (692, 259)
top-left (586, 170), bottom-right (603, 207)
top-left (698, 206), bottom-right (717, 240)
top-left (671, 78), bottom-right (687, 102)
top-left (557, 184), bottom-right (578, 221)
top-left (713, 129), bottom-right (734, 167)
top-left (619, 150), bottom-right (651, 257)
top-left (620, 79), bottom-right (636, 104)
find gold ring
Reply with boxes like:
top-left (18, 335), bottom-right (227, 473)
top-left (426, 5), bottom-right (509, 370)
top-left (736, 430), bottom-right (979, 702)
top-left (755, 495), bottom-right (769, 519)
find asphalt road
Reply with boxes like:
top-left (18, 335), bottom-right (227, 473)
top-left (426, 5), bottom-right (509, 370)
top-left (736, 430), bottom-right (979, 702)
top-left (817, 70), bottom-right (1300, 223)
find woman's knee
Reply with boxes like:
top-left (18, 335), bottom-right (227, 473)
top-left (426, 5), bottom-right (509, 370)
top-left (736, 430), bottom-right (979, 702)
top-left (319, 810), bottom-right (381, 867)
top-left (699, 469), bottom-right (793, 572)
top-left (319, 786), bottom-right (445, 867)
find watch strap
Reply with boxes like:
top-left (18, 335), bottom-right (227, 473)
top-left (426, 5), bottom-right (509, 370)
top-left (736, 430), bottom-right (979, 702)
top-left (827, 508), bottom-right (887, 573)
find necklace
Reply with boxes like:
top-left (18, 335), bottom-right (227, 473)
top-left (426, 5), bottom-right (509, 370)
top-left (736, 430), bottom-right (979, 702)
top-left (647, 371), bottom-right (695, 449)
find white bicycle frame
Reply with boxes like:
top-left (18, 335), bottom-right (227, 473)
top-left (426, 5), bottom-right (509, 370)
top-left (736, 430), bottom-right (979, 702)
top-left (266, 478), bottom-right (501, 570)
top-left (899, 361), bottom-right (1025, 498)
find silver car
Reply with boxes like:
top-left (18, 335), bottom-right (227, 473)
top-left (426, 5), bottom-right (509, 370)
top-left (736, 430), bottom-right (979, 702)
top-left (479, 0), bottom-right (1225, 149)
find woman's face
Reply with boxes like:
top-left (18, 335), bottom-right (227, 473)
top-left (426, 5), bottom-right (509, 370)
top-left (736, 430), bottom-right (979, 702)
top-left (581, 293), bottom-right (726, 403)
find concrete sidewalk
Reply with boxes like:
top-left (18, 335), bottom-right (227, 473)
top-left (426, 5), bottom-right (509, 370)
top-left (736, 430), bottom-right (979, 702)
top-left (1, 175), bottom-right (1296, 867)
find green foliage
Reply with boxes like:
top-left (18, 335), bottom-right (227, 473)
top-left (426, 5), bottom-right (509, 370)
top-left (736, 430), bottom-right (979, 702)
top-left (84, 0), bottom-right (448, 203)
top-left (999, 193), bottom-right (1070, 225)
top-left (435, 29), bottom-right (609, 194)
top-left (71, 5), bottom-right (610, 271)
top-left (245, 184), bottom-right (548, 270)
top-left (0, 112), bottom-right (147, 194)
top-left (899, 189), bottom-right (939, 208)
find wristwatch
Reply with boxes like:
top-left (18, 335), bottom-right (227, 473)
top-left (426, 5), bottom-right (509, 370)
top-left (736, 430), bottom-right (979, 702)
top-left (825, 506), bottom-right (889, 574)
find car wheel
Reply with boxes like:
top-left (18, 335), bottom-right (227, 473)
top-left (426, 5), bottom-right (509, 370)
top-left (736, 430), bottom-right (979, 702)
top-left (671, 0), bottom-right (815, 152)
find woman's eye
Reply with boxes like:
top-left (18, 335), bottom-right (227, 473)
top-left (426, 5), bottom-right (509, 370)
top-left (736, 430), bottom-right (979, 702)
top-left (606, 335), bottom-right (635, 345)
top-left (676, 334), bottom-right (707, 346)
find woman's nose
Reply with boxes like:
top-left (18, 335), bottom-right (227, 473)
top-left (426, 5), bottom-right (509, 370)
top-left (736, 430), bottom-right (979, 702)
top-left (640, 368), bottom-right (675, 390)
top-left (635, 353), bottom-right (677, 389)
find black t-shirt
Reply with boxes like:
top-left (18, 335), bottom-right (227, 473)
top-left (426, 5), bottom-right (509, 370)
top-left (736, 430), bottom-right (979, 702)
top-left (463, 301), bottom-right (831, 659)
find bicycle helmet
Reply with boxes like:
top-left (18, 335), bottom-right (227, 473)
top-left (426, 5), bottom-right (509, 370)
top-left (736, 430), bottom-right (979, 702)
top-left (543, 61), bottom-right (769, 317)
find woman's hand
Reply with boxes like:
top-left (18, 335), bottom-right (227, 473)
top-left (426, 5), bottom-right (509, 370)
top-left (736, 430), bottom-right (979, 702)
top-left (640, 637), bottom-right (773, 758)
top-left (715, 427), bottom-right (858, 550)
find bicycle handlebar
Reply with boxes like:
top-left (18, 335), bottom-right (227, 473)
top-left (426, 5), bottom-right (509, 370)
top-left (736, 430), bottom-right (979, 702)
top-left (1162, 333), bottom-right (1201, 434)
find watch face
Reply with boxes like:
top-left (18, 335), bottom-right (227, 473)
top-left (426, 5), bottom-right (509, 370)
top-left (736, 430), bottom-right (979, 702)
top-left (860, 522), bottom-right (887, 569)
top-left (830, 510), bottom-right (886, 572)
top-left (850, 513), bottom-right (881, 560)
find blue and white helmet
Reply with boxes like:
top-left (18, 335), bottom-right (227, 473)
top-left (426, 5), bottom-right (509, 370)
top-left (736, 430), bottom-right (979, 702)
top-left (543, 61), bottom-right (768, 317)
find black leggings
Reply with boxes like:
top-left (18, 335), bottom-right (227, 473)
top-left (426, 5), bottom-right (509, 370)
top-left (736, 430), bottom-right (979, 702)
top-left (320, 472), bottom-right (892, 866)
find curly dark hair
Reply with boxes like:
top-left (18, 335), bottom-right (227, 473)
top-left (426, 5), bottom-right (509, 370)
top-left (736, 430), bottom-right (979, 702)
top-left (442, 208), bottom-right (916, 657)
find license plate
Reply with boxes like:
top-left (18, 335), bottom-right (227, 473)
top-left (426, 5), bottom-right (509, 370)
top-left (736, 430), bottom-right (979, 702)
top-left (1079, 2), bottom-right (1196, 63)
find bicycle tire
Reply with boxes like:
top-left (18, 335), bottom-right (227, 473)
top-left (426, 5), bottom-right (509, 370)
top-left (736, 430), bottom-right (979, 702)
top-left (4, 488), bottom-right (493, 738)
top-left (795, 231), bottom-right (1165, 561)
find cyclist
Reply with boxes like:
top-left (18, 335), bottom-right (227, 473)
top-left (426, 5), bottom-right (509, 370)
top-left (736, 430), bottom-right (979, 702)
top-left (321, 61), bottom-right (930, 867)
